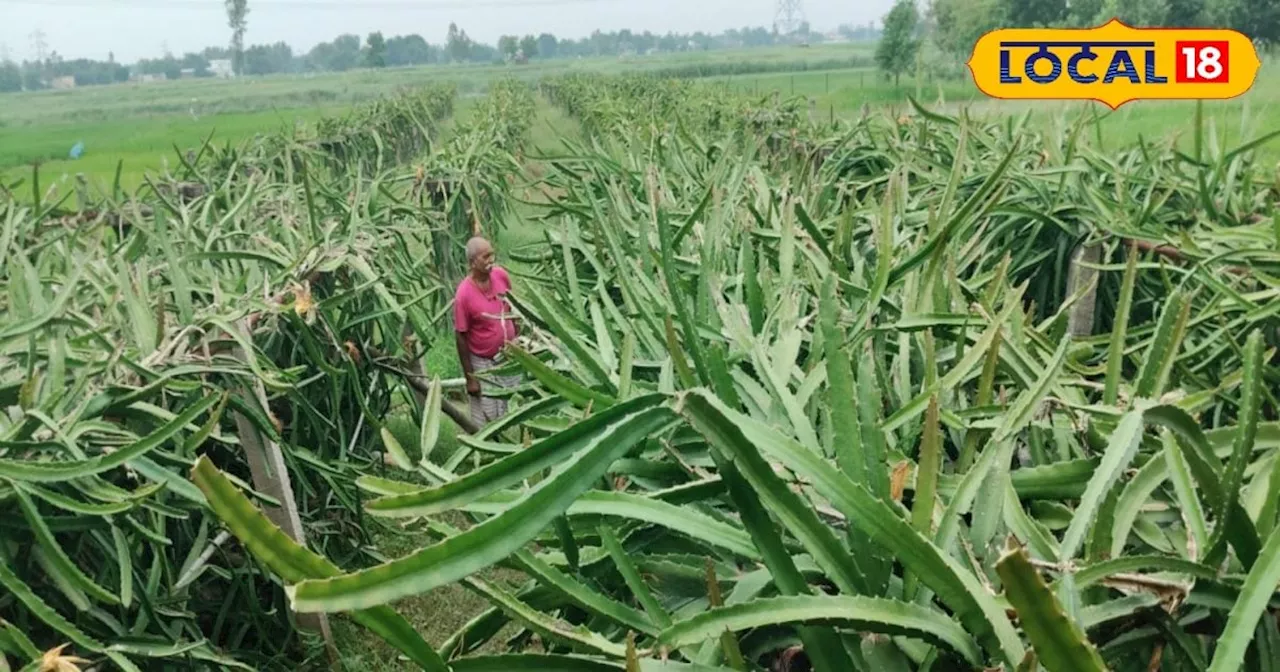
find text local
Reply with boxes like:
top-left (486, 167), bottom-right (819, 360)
top-left (999, 41), bottom-right (1168, 85)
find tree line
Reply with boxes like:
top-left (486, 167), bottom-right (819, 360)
top-left (872, 0), bottom-right (1278, 86)
top-left (0, 21), bottom-right (879, 94)
top-left (929, 0), bottom-right (1276, 58)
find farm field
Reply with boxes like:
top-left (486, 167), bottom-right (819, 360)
top-left (0, 109), bottom-right (338, 195)
top-left (717, 59), bottom-right (1280, 161)
top-left (5, 39), bottom-right (1276, 189)
top-left (0, 43), bottom-right (873, 193)
top-left (3, 38), bottom-right (1280, 672)
top-left (8, 50), bottom-right (1280, 198)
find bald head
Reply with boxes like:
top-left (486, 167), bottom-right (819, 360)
top-left (466, 236), bottom-right (496, 279)
top-left (466, 236), bottom-right (492, 262)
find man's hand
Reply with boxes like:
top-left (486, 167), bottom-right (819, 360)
top-left (466, 375), bottom-right (481, 397)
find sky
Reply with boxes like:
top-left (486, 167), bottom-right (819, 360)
top-left (0, 0), bottom-right (895, 64)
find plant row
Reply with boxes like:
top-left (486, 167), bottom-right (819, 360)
top-left (0, 82), bottom-right (466, 671)
top-left (197, 74), bottom-right (1280, 671)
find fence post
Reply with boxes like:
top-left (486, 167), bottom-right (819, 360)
top-left (229, 319), bottom-right (335, 658)
top-left (1066, 241), bottom-right (1101, 337)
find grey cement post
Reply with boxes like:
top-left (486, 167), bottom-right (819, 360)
top-left (229, 320), bottom-right (335, 655)
top-left (1066, 241), bottom-right (1101, 337)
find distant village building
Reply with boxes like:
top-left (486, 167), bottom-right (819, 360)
top-left (208, 59), bottom-right (235, 78)
top-left (51, 76), bottom-right (76, 90)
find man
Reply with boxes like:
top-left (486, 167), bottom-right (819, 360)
top-left (454, 236), bottom-right (521, 425)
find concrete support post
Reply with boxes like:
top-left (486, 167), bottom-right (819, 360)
top-left (229, 320), bottom-right (335, 657)
top-left (1066, 241), bottom-right (1101, 337)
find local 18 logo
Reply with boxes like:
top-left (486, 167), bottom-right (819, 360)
top-left (967, 18), bottom-right (1261, 109)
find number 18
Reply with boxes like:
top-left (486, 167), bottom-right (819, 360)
top-left (1177, 41), bottom-right (1229, 83)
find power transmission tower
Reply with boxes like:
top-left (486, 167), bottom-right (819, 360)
top-left (30, 29), bottom-right (48, 63)
top-left (774, 0), bottom-right (805, 38)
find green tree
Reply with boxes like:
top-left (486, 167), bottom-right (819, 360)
top-left (244, 42), bottom-right (292, 75)
top-left (181, 52), bottom-right (211, 77)
top-left (929, 0), bottom-right (1003, 55)
top-left (447, 23), bottom-right (472, 62)
top-left (22, 66), bottom-right (43, 91)
top-left (1066, 0), bottom-right (1106, 24)
top-left (1099, 0), bottom-right (1169, 26)
top-left (386, 34), bottom-right (434, 65)
top-left (1166, 0), bottom-right (1205, 25)
top-left (1209, 0), bottom-right (1280, 43)
top-left (307, 34), bottom-right (361, 71)
top-left (876, 0), bottom-right (920, 85)
top-left (0, 62), bottom-right (21, 93)
top-left (537, 33), bottom-right (558, 58)
top-left (519, 34), bottom-right (538, 58)
top-left (498, 34), bottom-right (519, 59)
top-left (1000, 0), bottom-right (1067, 26)
top-left (366, 31), bottom-right (387, 67)
top-left (225, 0), bottom-right (249, 75)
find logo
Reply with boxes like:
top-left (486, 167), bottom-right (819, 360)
top-left (967, 18), bottom-right (1261, 109)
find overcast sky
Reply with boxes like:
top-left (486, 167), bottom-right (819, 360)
top-left (0, 0), bottom-right (895, 63)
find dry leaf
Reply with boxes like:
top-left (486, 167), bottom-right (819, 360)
top-left (890, 461), bottom-right (911, 502)
top-left (292, 280), bottom-right (313, 318)
top-left (38, 644), bottom-right (90, 672)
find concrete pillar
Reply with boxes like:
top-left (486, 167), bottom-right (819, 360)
top-left (230, 320), bottom-right (335, 656)
top-left (1066, 241), bottom-right (1101, 337)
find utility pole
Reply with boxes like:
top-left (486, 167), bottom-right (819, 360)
top-left (773, 0), bottom-right (805, 39)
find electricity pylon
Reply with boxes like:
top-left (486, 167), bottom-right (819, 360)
top-left (774, 0), bottom-right (805, 37)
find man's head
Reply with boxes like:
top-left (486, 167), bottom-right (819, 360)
top-left (466, 236), bottom-right (495, 278)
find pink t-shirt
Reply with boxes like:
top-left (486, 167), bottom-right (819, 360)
top-left (454, 267), bottom-right (518, 359)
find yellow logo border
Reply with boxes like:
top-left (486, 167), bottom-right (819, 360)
top-left (965, 17), bottom-right (1262, 110)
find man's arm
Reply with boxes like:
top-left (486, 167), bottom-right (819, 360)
top-left (457, 330), bottom-right (479, 396)
top-left (457, 330), bottom-right (473, 378)
top-left (454, 289), bottom-right (479, 396)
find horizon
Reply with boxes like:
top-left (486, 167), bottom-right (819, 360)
top-left (0, 0), bottom-right (892, 64)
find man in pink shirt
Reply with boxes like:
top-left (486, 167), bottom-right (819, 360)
top-left (454, 236), bottom-right (521, 425)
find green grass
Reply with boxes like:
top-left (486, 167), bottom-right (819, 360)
top-left (0, 43), bottom-right (873, 198)
top-left (12, 41), bottom-right (1272, 201)
top-left (1, 107), bottom-right (342, 195)
top-left (328, 528), bottom-right (527, 671)
top-left (325, 325), bottom-right (532, 670)
top-left (721, 59), bottom-right (1280, 162)
top-left (527, 93), bottom-right (583, 156)
top-left (320, 326), bottom-right (504, 669)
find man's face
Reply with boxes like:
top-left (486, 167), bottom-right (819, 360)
top-left (472, 244), bottom-right (495, 275)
